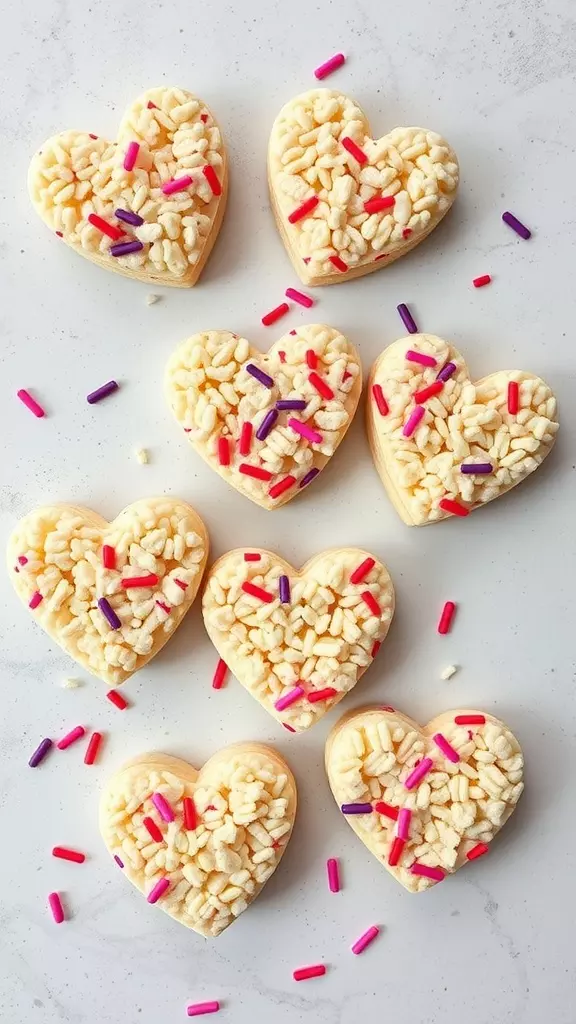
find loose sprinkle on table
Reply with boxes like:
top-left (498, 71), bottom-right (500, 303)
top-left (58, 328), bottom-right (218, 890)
top-left (299, 467), bottom-right (320, 488)
top-left (121, 574), bottom-right (159, 589)
top-left (288, 196), bottom-right (319, 224)
top-left (48, 892), bottom-right (65, 924)
top-left (98, 597), bottom-right (121, 629)
top-left (473, 274), bottom-right (491, 288)
top-left (279, 575), bottom-right (291, 603)
top-left (152, 793), bottom-right (175, 823)
top-left (467, 842), bottom-right (489, 861)
top-left (454, 714), bottom-right (486, 725)
top-left (256, 409), bottom-right (278, 441)
top-left (351, 925), bottom-right (379, 955)
top-left (374, 800), bottom-right (398, 821)
top-left (217, 436), bottom-right (230, 465)
top-left (115, 207), bottom-right (144, 227)
top-left (187, 1003), bottom-right (220, 1018)
top-left (162, 175), bottom-right (193, 195)
top-left (308, 371), bottom-right (334, 400)
top-left (102, 545), bottom-right (116, 569)
top-left (461, 463), bottom-right (492, 474)
top-left (29, 591), bottom-right (43, 610)
top-left (293, 964), bottom-right (326, 981)
top-left (84, 732), bottom-right (103, 765)
top-left (437, 600), bottom-right (456, 635)
top-left (411, 863), bottom-right (445, 882)
top-left (433, 732), bottom-right (459, 763)
top-left (406, 349), bottom-right (436, 368)
top-left (314, 52), bottom-right (345, 79)
top-left (239, 422), bottom-right (253, 456)
top-left (350, 557), bottom-right (375, 584)
top-left (403, 405), bottom-right (425, 438)
top-left (508, 381), bottom-right (519, 415)
top-left (397, 303), bottom-right (418, 334)
top-left (52, 846), bottom-right (85, 864)
top-left (307, 687), bottom-right (337, 703)
top-left (341, 802), bottom-right (373, 815)
top-left (107, 689), bottom-right (129, 710)
top-left (274, 685), bottom-right (304, 711)
top-left (372, 384), bottom-right (389, 416)
top-left (147, 878), bottom-right (170, 904)
top-left (286, 287), bottom-right (314, 308)
top-left (202, 164), bottom-right (222, 196)
top-left (439, 498), bottom-right (469, 517)
top-left (262, 303), bottom-right (289, 327)
top-left (239, 463), bottom-right (273, 481)
top-left (242, 581), bottom-right (275, 603)
top-left (326, 857), bottom-right (340, 893)
top-left (87, 213), bottom-right (124, 240)
top-left (246, 364), bottom-right (274, 388)
top-left (57, 725), bottom-right (85, 751)
top-left (364, 196), bottom-right (395, 213)
top-left (87, 380), bottom-right (119, 404)
top-left (17, 389), bottom-right (45, 418)
top-left (413, 381), bottom-right (444, 403)
top-left (143, 817), bottom-right (163, 843)
top-left (110, 239), bottom-right (144, 257)
top-left (183, 796), bottom-right (197, 830)
top-left (404, 757), bottom-right (433, 790)
top-left (212, 658), bottom-right (228, 690)
top-left (123, 141), bottom-right (140, 171)
top-left (29, 737), bottom-right (52, 768)
top-left (341, 136), bottom-right (367, 165)
top-left (329, 254), bottom-right (348, 273)
top-left (288, 418), bottom-right (322, 444)
top-left (502, 211), bottom-right (531, 240)
top-left (437, 361), bottom-right (456, 382)
top-left (396, 808), bottom-right (412, 840)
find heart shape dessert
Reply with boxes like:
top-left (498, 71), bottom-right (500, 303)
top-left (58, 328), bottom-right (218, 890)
top-left (100, 744), bottom-right (296, 937)
top-left (28, 86), bottom-right (227, 287)
top-left (165, 324), bottom-right (362, 509)
top-left (268, 89), bottom-right (459, 286)
top-left (326, 706), bottom-right (524, 891)
top-left (367, 334), bottom-right (559, 525)
top-left (7, 498), bottom-right (208, 685)
top-left (202, 548), bottom-right (394, 732)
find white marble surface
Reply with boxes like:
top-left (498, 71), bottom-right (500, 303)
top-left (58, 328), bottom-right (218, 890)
top-left (1, 0), bottom-right (575, 1020)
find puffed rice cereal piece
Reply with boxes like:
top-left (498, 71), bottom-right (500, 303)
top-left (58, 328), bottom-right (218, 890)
top-left (268, 89), bottom-right (459, 286)
top-left (165, 324), bottom-right (362, 509)
top-left (7, 498), bottom-right (209, 685)
top-left (28, 87), bottom-right (227, 287)
top-left (367, 334), bottom-right (559, 525)
top-left (326, 706), bottom-right (524, 891)
top-left (202, 547), bottom-right (395, 732)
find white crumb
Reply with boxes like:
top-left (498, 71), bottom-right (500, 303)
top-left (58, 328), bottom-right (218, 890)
top-left (145, 294), bottom-right (161, 305)
top-left (135, 448), bottom-right (149, 464)
top-left (440, 664), bottom-right (458, 681)
top-left (61, 677), bottom-right (81, 689)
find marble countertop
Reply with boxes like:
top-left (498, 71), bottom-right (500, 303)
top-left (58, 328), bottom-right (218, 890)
top-left (1, 0), bottom-right (575, 1021)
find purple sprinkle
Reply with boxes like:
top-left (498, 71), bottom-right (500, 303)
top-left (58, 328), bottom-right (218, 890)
top-left (87, 380), bottom-right (119, 405)
top-left (276, 399), bottom-right (307, 410)
top-left (256, 408), bottom-right (278, 441)
top-left (341, 803), bottom-right (373, 815)
top-left (299, 467), bottom-right (320, 488)
top-left (246, 364), bottom-right (274, 388)
top-left (397, 303), bottom-right (418, 334)
top-left (114, 208), bottom-right (144, 227)
top-left (98, 597), bottom-right (121, 630)
top-left (502, 211), bottom-right (531, 240)
top-left (437, 361), bottom-right (456, 383)
top-left (29, 737), bottom-right (53, 768)
top-left (461, 463), bottom-right (493, 474)
top-left (110, 239), bottom-right (144, 257)
top-left (279, 575), bottom-right (290, 603)
top-left (114, 855), bottom-right (124, 869)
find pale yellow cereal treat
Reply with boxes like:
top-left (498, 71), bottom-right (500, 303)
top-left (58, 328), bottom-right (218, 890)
top-left (367, 334), bottom-right (559, 525)
top-left (99, 744), bottom-right (297, 937)
top-left (202, 547), bottom-right (395, 732)
top-left (268, 89), bottom-right (459, 286)
top-left (7, 498), bottom-right (209, 685)
top-left (28, 87), bottom-right (227, 287)
top-left (326, 706), bottom-right (524, 892)
top-left (165, 324), bottom-right (362, 510)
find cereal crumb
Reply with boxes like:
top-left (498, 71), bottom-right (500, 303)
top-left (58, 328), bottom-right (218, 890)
top-left (61, 677), bottom-right (81, 689)
top-left (145, 294), bottom-right (161, 306)
top-left (135, 448), bottom-right (149, 464)
top-left (440, 664), bottom-right (458, 681)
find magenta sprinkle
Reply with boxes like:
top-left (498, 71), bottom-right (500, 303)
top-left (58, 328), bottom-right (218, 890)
top-left (151, 792), bottom-right (175, 823)
top-left (396, 808), bottom-right (412, 840)
top-left (246, 364), bottom-right (274, 388)
top-left (123, 142), bottom-right (140, 171)
top-left (115, 208), bottom-right (144, 227)
top-left (162, 176), bottom-right (193, 195)
top-left (114, 855), bottom-right (124, 868)
top-left (314, 52), bottom-right (346, 79)
top-left (279, 575), bottom-right (290, 603)
top-left (341, 803), bottom-right (373, 815)
top-left (109, 239), bottom-right (143, 257)
top-left (97, 597), bottom-right (121, 630)
top-left (285, 287), bottom-right (314, 308)
top-left (288, 418), bottom-right (322, 444)
top-left (437, 361), bottom-right (456, 382)
top-left (433, 733), bottom-right (460, 764)
top-left (147, 877), bottom-right (170, 904)
top-left (275, 686), bottom-right (304, 712)
top-left (18, 556), bottom-right (28, 566)
top-left (397, 303), bottom-right (418, 334)
top-left (299, 467), bottom-right (320, 488)
top-left (404, 757), bottom-right (433, 790)
top-left (256, 408), bottom-right (278, 441)
top-left (461, 463), bottom-right (493, 474)
top-left (29, 591), bottom-right (43, 610)
top-left (29, 737), bottom-right (53, 768)
top-left (402, 405), bottom-right (425, 438)
top-left (87, 380), bottom-right (119, 404)
top-left (276, 399), bottom-right (307, 410)
top-left (411, 863), bottom-right (445, 882)
top-left (502, 211), bottom-right (531, 240)
top-left (351, 925), bottom-right (379, 955)
top-left (406, 349), bottom-right (437, 368)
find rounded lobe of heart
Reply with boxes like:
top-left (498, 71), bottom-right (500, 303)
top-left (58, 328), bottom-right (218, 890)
top-left (268, 89), bottom-right (459, 286)
top-left (325, 706), bottom-right (524, 891)
top-left (99, 745), bottom-right (297, 937)
top-left (367, 334), bottom-right (559, 526)
top-left (7, 497), bottom-right (209, 685)
top-left (202, 547), bottom-right (395, 732)
top-left (165, 324), bottom-right (363, 509)
top-left (28, 86), bottom-right (228, 287)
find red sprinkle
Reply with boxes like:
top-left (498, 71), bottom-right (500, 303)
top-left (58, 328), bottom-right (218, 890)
top-left (239, 463), bottom-right (273, 481)
top-left (388, 836), bottom-right (405, 866)
top-left (341, 136), bottom-right (368, 165)
top-left (364, 196), bottom-right (395, 214)
top-left (143, 817), bottom-right (163, 843)
top-left (55, 231), bottom-right (63, 237)
top-left (87, 213), bottom-right (124, 241)
top-left (288, 196), bottom-right (319, 224)
top-left (106, 690), bottom-right (128, 710)
top-left (508, 381), bottom-right (519, 415)
top-left (293, 965), bottom-right (326, 982)
top-left (89, 133), bottom-right (98, 139)
top-left (147, 101), bottom-right (157, 109)
top-left (202, 164), bottom-right (222, 196)
top-left (269, 475), bottom-right (296, 500)
top-left (329, 255), bottom-right (348, 273)
top-left (361, 591), bottom-right (381, 617)
top-left (350, 557), bottom-right (375, 585)
top-left (52, 846), bottom-right (85, 864)
top-left (102, 545), bottom-right (116, 569)
top-left (156, 600), bottom-right (171, 614)
top-left (84, 732), bottom-right (103, 765)
top-left (279, 351), bottom-right (287, 362)
top-left (212, 658), bottom-right (228, 689)
top-left (467, 842), bottom-right (490, 861)
top-left (218, 436), bottom-right (230, 466)
top-left (455, 714), bottom-right (486, 725)
top-left (473, 274), bottom-right (491, 288)
top-left (244, 553), bottom-right (261, 562)
top-left (183, 796), bottom-right (197, 830)
top-left (308, 371), bottom-right (334, 400)
top-left (174, 579), bottom-right (188, 591)
top-left (239, 422), bottom-right (253, 456)
top-left (121, 575), bottom-right (159, 589)
top-left (242, 581), bottom-right (275, 603)
top-left (402, 228), bottom-right (413, 239)
top-left (413, 381), bottom-right (444, 403)
top-left (262, 303), bottom-right (289, 327)
top-left (371, 640), bottom-right (381, 658)
top-left (374, 801), bottom-right (399, 821)
top-left (372, 384), bottom-right (389, 416)
top-left (306, 349), bottom-right (318, 370)
top-left (437, 601), bottom-right (456, 635)
top-left (307, 687), bottom-right (338, 703)
top-left (439, 498), bottom-right (470, 518)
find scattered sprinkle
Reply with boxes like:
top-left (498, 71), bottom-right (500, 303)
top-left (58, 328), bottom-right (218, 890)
top-left (372, 384), bottom-right (389, 416)
top-left (364, 195), bottom-right (395, 213)
top-left (276, 399), bottom-right (306, 410)
top-left (440, 664), bottom-right (458, 681)
top-left (350, 557), bottom-right (375, 584)
top-left (121, 574), bottom-right (159, 589)
top-left (147, 877), bottom-right (170, 904)
top-left (17, 389), bottom-right (45, 418)
top-left (473, 274), bottom-right (491, 288)
top-left (87, 380), bottom-right (119, 405)
top-left (397, 303), bottom-right (418, 334)
top-left (110, 239), bottom-right (144, 257)
top-left (274, 685), bottom-right (304, 711)
top-left (404, 757), bottom-right (433, 790)
top-left (286, 287), bottom-right (314, 308)
top-left (388, 836), bottom-right (405, 866)
top-left (454, 714), bottom-right (485, 725)
top-left (242, 581), bottom-right (275, 603)
top-left (48, 892), bottom-right (65, 924)
top-left (162, 176), bottom-right (193, 195)
top-left (461, 462), bottom-right (492, 474)
top-left (52, 846), bottom-right (85, 864)
top-left (439, 498), bottom-right (469, 517)
top-left (183, 796), bottom-right (197, 830)
top-left (327, 857), bottom-right (340, 893)
top-left (293, 964), bottom-right (326, 981)
top-left (329, 254), bottom-right (348, 273)
top-left (433, 732), bottom-right (459, 763)
top-left (151, 793), bottom-right (175, 823)
top-left (279, 575), bottom-right (291, 603)
top-left (29, 591), bottom-right (43, 610)
top-left (256, 409), bottom-right (278, 442)
top-left (262, 302), bottom-right (290, 327)
top-left (123, 141), bottom-right (140, 171)
top-left (98, 597), bottom-right (121, 629)
top-left (406, 349), bottom-right (436, 368)
top-left (212, 658), bottom-right (228, 690)
top-left (288, 196), bottom-right (319, 224)
top-left (107, 689), bottom-right (129, 710)
top-left (145, 293), bottom-right (160, 305)
top-left (413, 381), bottom-right (444, 403)
top-left (246, 364), bottom-right (274, 388)
top-left (57, 725), bottom-right (85, 751)
top-left (61, 677), bottom-right (81, 689)
top-left (314, 52), bottom-right (346, 79)
top-left (218, 436), bottom-right (230, 466)
top-left (361, 590), bottom-right (381, 617)
top-left (239, 463), bottom-right (273, 482)
top-left (467, 842), bottom-right (489, 861)
top-left (410, 863), bottom-right (445, 882)
top-left (402, 405), bottom-right (425, 438)
top-left (374, 800), bottom-right (398, 821)
top-left (143, 817), bottom-right (163, 843)
top-left (102, 545), bottom-right (116, 569)
top-left (307, 687), bottom-right (337, 703)
top-left (29, 737), bottom-right (53, 768)
top-left (299, 467), bottom-right (320, 488)
top-left (308, 371), bottom-right (334, 400)
top-left (244, 553), bottom-right (261, 562)
top-left (305, 349), bottom-right (318, 369)
top-left (135, 448), bottom-right (149, 464)
top-left (341, 136), bottom-right (367, 165)
top-left (437, 600), bottom-right (456, 635)
top-left (288, 417), bottom-right (322, 444)
top-left (341, 803), bottom-right (373, 815)
top-left (116, 208), bottom-right (144, 227)
top-left (351, 925), bottom-right (379, 955)
top-left (187, 1002), bottom-right (220, 1017)
top-left (502, 211), bottom-right (531, 240)
top-left (396, 808), bottom-right (412, 840)
top-left (437, 361), bottom-right (456, 382)
top-left (508, 381), bottom-right (519, 415)
top-left (87, 213), bottom-right (124, 241)
top-left (84, 731), bottom-right (103, 765)
top-left (202, 164), bottom-right (222, 196)
top-left (239, 422), bottom-right (253, 456)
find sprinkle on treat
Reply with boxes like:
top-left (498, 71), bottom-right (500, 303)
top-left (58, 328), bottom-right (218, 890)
top-left (242, 581), bottom-right (275, 603)
top-left (437, 601), bottom-right (456, 635)
top-left (110, 240), bottom-right (144, 257)
top-left (107, 689), bottom-right (129, 710)
top-left (218, 437), bottom-right (230, 465)
top-left (246, 364), bottom-right (275, 389)
top-left (411, 863), bottom-right (445, 881)
top-left (114, 855), bottom-right (124, 868)
top-left (402, 405), bottom-right (425, 438)
top-left (57, 725), bottom-right (85, 750)
top-left (187, 1003), bottom-right (220, 1017)
top-left (293, 965), bottom-right (327, 981)
top-left (244, 553), bottom-right (261, 562)
top-left (342, 803), bottom-right (373, 814)
top-left (17, 389), bottom-right (46, 418)
top-left (84, 731), bottom-right (103, 764)
top-left (413, 381), bottom-right (443, 403)
top-left (212, 658), bottom-right (228, 689)
top-left (299, 467), bottom-right (320, 487)
top-left (288, 418), bottom-right (322, 444)
top-left (202, 164), bottom-right (222, 196)
top-left (276, 399), bottom-right (306, 410)
top-left (239, 463), bottom-right (273, 481)
top-left (183, 796), bottom-right (197, 830)
top-left (398, 304), bottom-right (418, 334)
top-left (365, 195), bottom-right (395, 213)
top-left (122, 574), bottom-right (159, 588)
top-left (404, 757), bottom-right (433, 790)
top-left (123, 141), bottom-right (140, 171)
top-left (275, 686), bottom-right (304, 711)
top-left (439, 498), bottom-right (469, 517)
top-left (29, 591), bottom-right (43, 610)
top-left (473, 274), bottom-right (491, 288)
top-left (396, 808), bottom-right (412, 840)
top-left (329, 255), bottom-right (348, 273)
top-left (286, 287), bottom-right (314, 308)
top-left (143, 816), bottom-right (164, 843)
top-left (98, 597), bottom-right (122, 629)
top-left (454, 714), bottom-right (486, 725)
top-left (307, 687), bottom-right (337, 702)
top-left (278, 575), bottom-right (291, 603)
top-left (406, 348), bottom-right (436, 368)
top-left (288, 196), bottom-right (319, 224)
top-left (308, 372), bottom-right (334, 400)
top-left (269, 476), bottom-right (297, 499)
top-left (87, 380), bottom-right (119, 404)
top-left (467, 842), bottom-right (489, 861)
top-left (433, 732), bottom-right (459, 763)
top-left (305, 349), bottom-right (318, 369)
top-left (372, 384), bottom-right (389, 416)
top-left (327, 857), bottom-right (340, 892)
top-left (262, 303), bottom-right (289, 327)
top-left (351, 925), bottom-right (379, 954)
top-left (52, 846), bottom-right (86, 863)
top-left (461, 463), bottom-right (492, 474)
top-left (256, 409), bottom-right (279, 441)
top-left (436, 360), bottom-right (456, 382)
top-left (115, 208), bottom-right (144, 227)
top-left (502, 211), bottom-right (531, 240)
top-left (314, 52), bottom-right (346, 79)
top-left (361, 591), bottom-right (381, 617)
top-left (29, 737), bottom-right (53, 768)
top-left (48, 892), bottom-right (65, 924)
top-left (152, 792), bottom-right (175, 823)
top-left (374, 800), bottom-right (398, 820)
top-left (239, 422), bottom-right (253, 456)
top-left (147, 877), bottom-right (170, 903)
top-left (508, 381), bottom-right (519, 415)
top-left (161, 175), bottom-right (194, 196)
top-left (388, 836), bottom-right (405, 866)
top-left (87, 213), bottom-right (124, 240)
top-left (371, 640), bottom-right (381, 657)
top-left (350, 557), bottom-right (376, 584)
top-left (341, 136), bottom-right (368, 165)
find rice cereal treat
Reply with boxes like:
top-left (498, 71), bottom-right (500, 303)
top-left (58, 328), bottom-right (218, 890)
top-left (165, 324), bottom-right (362, 509)
top-left (202, 547), bottom-right (395, 732)
top-left (7, 498), bottom-right (209, 685)
top-left (268, 89), bottom-right (459, 286)
top-left (28, 86), bottom-right (227, 286)
top-left (326, 706), bottom-right (524, 891)
top-left (367, 334), bottom-right (559, 525)
top-left (100, 745), bottom-right (297, 937)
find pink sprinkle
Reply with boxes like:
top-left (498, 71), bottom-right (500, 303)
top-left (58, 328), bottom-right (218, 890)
top-left (411, 863), bottom-right (445, 882)
top-left (314, 52), bottom-right (345, 79)
top-left (404, 757), bottom-right (433, 790)
top-left (402, 405), bottom-right (425, 438)
top-left (275, 685), bottom-right (304, 711)
top-left (29, 591), bottom-right (43, 610)
top-left (285, 287), bottom-right (314, 308)
top-left (187, 1003), bottom-right (220, 1017)
top-left (293, 964), bottom-right (326, 981)
top-left (396, 808), bottom-right (412, 840)
top-left (288, 417), bottom-right (322, 444)
top-left (18, 555), bottom-right (28, 566)
top-left (151, 792), bottom-right (175, 823)
top-left (405, 349), bottom-right (437, 368)
top-left (162, 175), bottom-right (193, 195)
top-left (17, 389), bottom-right (45, 418)
top-left (147, 877), bottom-right (170, 904)
top-left (48, 892), bottom-right (65, 924)
top-left (123, 141), bottom-right (140, 171)
top-left (433, 732), bottom-right (460, 763)
top-left (156, 600), bottom-right (171, 614)
top-left (57, 725), bottom-right (85, 750)
top-left (351, 925), bottom-right (379, 955)
top-left (327, 857), bottom-right (340, 893)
